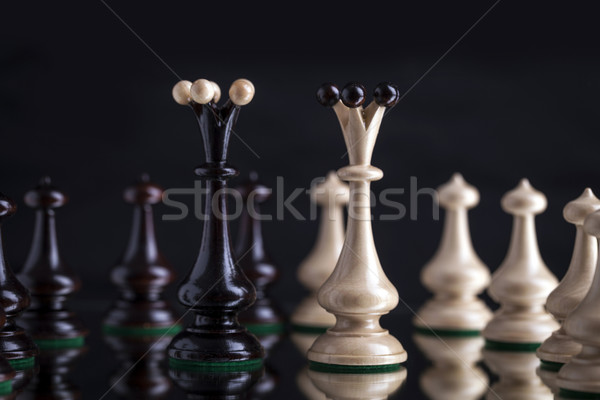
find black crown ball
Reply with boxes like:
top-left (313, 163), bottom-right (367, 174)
top-left (316, 83), bottom-right (340, 107)
top-left (340, 82), bottom-right (366, 108)
top-left (374, 82), bottom-right (400, 107)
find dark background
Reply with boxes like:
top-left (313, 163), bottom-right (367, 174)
top-left (1, 1), bottom-right (600, 398)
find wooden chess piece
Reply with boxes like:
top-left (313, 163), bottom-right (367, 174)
top-left (19, 347), bottom-right (86, 400)
top-left (308, 368), bottom-right (407, 400)
top-left (537, 188), bottom-right (600, 372)
top-left (414, 334), bottom-right (488, 400)
top-left (0, 192), bottom-right (38, 370)
top-left (557, 208), bottom-right (600, 397)
top-left (104, 335), bottom-right (172, 400)
top-left (18, 177), bottom-right (88, 349)
top-left (0, 311), bottom-right (14, 397)
top-left (167, 78), bottom-right (264, 369)
top-left (291, 171), bottom-right (349, 338)
top-left (483, 179), bottom-right (559, 350)
top-left (307, 82), bottom-right (407, 370)
top-left (103, 174), bottom-right (180, 337)
top-left (483, 349), bottom-right (552, 400)
top-left (415, 173), bottom-right (492, 335)
top-left (235, 172), bottom-right (284, 336)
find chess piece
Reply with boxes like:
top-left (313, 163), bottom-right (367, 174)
top-left (308, 368), bottom-right (407, 400)
top-left (537, 189), bottom-right (600, 371)
top-left (414, 334), bottom-right (488, 400)
top-left (0, 311), bottom-right (14, 397)
top-left (415, 173), bottom-right (492, 335)
top-left (483, 179), bottom-right (559, 349)
top-left (167, 78), bottom-right (264, 369)
top-left (103, 175), bottom-right (180, 337)
top-left (307, 82), bottom-right (407, 370)
top-left (557, 208), bottom-right (600, 397)
top-left (291, 171), bottom-right (349, 336)
top-left (235, 172), bottom-right (284, 336)
top-left (0, 192), bottom-right (38, 370)
top-left (18, 177), bottom-right (88, 349)
top-left (19, 347), bottom-right (86, 400)
top-left (104, 335), bottom-right (172, 400)
top-left (483, 349), bottom-right (552, 400)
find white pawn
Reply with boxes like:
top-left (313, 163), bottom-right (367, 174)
top-left (483, 179), bottom-right (559, 348)
top-left (414, 334), bottom-right (488, 400)
top-left (557, 208), bottom-right (600, 396)
top-left (291, 172), bottom-right (349, 343)
top-left (415, 173), bottom-right (492, 334)
top-left (537, 189), bottom-right (600, 370)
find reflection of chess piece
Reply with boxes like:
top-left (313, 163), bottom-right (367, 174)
top-left (483, 179), bottom-right (558, 349)
top-left (19, 347), bottom-right (86, 400)
top-left (308, 82), bottom-right (407, 370)
top-left (291, 172), bottom-right (349, 338)
top-left (557, 209), bottom-right (600, 397)
top-left (297, 366), bottom-right (326, 400)
top-left (414, 334), bottom-right (488, 400)
top-left (236, 172), bottom-right (284, 336)
top-left (483, 349), bottom-right (552, 400)
top-left (536, 367), bottom-right (559, 394)
top-left (104, 335), bottom-right (172, 400)
top-left (168, 78), bottom-right (263, 369)
top-left (308, 368), bottom-right (407, 400)
top-left (415, 174), bottom-right (491, 335)
top-left (247, 330), bottom-right (282, 399)
top-left (169, 366), bottom-right (263, 399)
top-left (104, 175), bottom-right (180, 338)
top-left (0, 310), bottom-right (14, 397)
top-left (537, 189), bottom-right (600, 377)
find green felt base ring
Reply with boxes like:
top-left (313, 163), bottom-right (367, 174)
top-left (414, 326), bottom-right (482, 337)
top-left (308, 361), bottom-right (403, 374)
top-left (35, 336), bottom-right (85, 350)
top-left (559, 388), bottom-right (600, 399)
top-left (169, 357), bottom-right (263, 372)
top-left (8, 357), bottom-right (35, 371)
top-left (0, 380), bottom-right (11, 395)
top-left (484, 339), bottom-right (541, 352)
top-left (290, 324), bottom-right (329, 335)
top-left (244, 323), bottom-right (285, 336)
top-left (540, 359), bottom-right (564, 372)
top-left (103, 324), bottom-right (182, 337)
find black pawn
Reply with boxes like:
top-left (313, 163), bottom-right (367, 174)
top-left (0, 192), bottom-right (38, 370)
top-left (103, 175), bottom-right (179, 337)
top-left (18, 177), bottom-right (88, 348)
top-left (236, 172), bottom-right (284, 336)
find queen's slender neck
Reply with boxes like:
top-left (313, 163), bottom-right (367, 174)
top-left (199, 179), bottom-right (232, 260)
